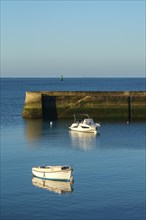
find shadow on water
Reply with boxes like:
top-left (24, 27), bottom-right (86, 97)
top-left (42, 95), bottom-right (57, 120)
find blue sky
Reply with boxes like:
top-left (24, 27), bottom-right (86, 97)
top-left (1, 0), bottom-right (145, 77)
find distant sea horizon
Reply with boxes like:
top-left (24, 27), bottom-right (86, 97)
top-left (1, 77), bottom-right (145, 93)
top-left (1, 76), bottom-right (145, 78)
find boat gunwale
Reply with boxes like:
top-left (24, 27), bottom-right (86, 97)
top-left (32, 169), bottom-right (72, 174)
top-left (32, 176), bottom-right (73, 182)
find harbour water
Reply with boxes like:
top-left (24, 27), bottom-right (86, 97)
top-left (1, 78), bottom-right (146, 220)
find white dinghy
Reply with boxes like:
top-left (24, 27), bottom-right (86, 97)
top-left (32, 165), bottom-right (73, 182)
top-left (69, 114), bottom-right (100, 133)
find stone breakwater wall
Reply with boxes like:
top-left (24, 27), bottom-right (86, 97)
top-left (22, 91), bottom-right (146, 121)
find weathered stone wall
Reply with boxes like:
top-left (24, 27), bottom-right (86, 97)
top-left (22, 91), bottom-right (146, 121)
top-left (22, 92), bottom-right (42, 118)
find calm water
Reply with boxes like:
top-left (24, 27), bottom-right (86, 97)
top-left (1, 78), bottom-right (146, 220)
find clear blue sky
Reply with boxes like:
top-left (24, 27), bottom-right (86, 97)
top-left (1, 0), bottom-right (145, 77)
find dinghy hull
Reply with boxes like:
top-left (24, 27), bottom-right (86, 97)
top-left (32, 166), bottom-right (73, 182)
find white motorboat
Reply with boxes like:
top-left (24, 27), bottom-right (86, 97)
top-left (69, 114), bottom-right (100, 133)
top-left (32, 177), bottom-right (73, 194)
top-left (32, 165), bottom-right (73, 182)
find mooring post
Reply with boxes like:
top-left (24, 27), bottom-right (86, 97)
top-left (128, 96), bottom-right (132, 123)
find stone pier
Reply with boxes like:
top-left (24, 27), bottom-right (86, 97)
top-left (22, 91), bottom-right (146, 121)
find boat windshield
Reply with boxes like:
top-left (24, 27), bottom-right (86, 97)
top-left (83, 118), bottom-right (94, 125)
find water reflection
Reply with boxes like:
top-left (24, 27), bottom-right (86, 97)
top-left (25, 119), bottom-right (43, 141)
top-left (32, 177), bottom-right (73, 194)
top-left (69, 131), bottom-right (98, 151)
top-left (24, 119), bottom-right (100, 151)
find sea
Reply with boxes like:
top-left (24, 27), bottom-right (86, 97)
top-left (1, 77), bottom-right (146, 220)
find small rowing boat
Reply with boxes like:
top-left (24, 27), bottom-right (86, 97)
top-left (32, 165), bottom-right (73, 182)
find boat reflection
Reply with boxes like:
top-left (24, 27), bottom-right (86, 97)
top-left (69, 130), bottom-right (98, 151)
top-left (32, 177), bottom-right (73, 194)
